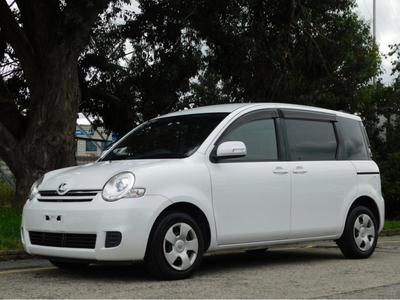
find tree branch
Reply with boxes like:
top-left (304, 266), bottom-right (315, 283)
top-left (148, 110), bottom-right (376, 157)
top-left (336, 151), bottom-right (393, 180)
top-left (292, 1), bottom-right (339, 82)
top-left (62, 0), bottom-right (116, 55)
top-left (81, 0), bottom-right (114, 32)
top-left (87, 87), bottom-right (123, 104)
top-left (0, 0), bottom-right (37, 79)
top-left (296, 1), bottom-right (336, 44)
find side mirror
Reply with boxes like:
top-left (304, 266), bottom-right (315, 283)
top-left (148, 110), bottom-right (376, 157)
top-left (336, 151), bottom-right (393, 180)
top-left (215, 141), bottom-right (247, 158)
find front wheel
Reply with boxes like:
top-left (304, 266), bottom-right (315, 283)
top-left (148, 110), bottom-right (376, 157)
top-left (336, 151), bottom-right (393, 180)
top-left (145, 212), bottom-right (204, 280)
top-left (337, 206), bottom-right (378, 259)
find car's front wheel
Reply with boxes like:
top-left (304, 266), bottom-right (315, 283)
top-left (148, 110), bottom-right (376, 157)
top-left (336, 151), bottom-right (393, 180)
top-left (337, 206), bottom-right (378, 259)
top-left (145, 212), bottom-right (204, 280)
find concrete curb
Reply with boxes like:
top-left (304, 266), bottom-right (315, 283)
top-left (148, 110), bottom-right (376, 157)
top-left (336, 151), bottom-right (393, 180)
top-left (378, 228), bottom-right (400, 237)
top-left (0, 250), bottom-right (33, 262)
top-left (1, 229), bottom-right (399, 262)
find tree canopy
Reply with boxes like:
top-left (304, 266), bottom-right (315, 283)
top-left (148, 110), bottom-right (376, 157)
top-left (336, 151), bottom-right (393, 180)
top-left (77, 0), bottom-right (381, 138)
top-left (358, 43), bottom-right (400, 219)
top-left (0, 0), bottom-right (387, 208)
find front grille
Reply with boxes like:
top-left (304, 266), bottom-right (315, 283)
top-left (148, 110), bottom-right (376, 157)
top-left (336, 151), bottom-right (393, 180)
top-left (38, 190), bottom-right (100, 202)
top-left (29, 231), bottom-right (96, 249)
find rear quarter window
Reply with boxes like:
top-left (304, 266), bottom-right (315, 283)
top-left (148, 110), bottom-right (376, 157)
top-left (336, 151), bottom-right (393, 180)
top-left (337, 117), bottom-right (369, 160)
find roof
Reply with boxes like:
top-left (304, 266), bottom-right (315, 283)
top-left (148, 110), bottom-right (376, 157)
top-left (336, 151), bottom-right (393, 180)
top-left (157, 103), bottom-right (360, 121)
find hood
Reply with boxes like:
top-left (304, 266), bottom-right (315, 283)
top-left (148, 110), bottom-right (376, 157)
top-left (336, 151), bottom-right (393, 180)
top-left (39, 159), bottom-right (170, 192)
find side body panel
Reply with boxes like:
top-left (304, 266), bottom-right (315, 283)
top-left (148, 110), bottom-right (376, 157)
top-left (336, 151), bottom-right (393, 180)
top-left (288, 161), bottom-right (357, 238)
top-left (208, 161), bottom-right (291, 244)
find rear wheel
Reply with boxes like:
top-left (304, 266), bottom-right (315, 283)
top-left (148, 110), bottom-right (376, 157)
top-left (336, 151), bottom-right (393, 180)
top-left (49, 260), bottom-right (89, 269)
top-left (337, 206), bottom-right (378, 259)
top-left (145, 212), bottom-right (204, 280)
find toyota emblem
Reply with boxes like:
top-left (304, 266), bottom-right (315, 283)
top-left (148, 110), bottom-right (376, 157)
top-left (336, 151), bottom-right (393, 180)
top-left (58, 183), bottom-right (68, 195)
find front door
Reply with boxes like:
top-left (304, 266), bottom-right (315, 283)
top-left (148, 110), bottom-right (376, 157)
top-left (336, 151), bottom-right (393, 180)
top-left (207, 111), bottom-right (291, 245)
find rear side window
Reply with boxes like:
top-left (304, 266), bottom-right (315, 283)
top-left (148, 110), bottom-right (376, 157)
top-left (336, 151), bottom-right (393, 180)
top-left (338, 117), bottom-right (369, 160)
top-left (285, 119), bottom-right (337, 161)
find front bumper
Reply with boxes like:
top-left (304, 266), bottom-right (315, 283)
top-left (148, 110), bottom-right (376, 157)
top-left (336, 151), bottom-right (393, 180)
top-left (21, 193), bottom-right (171, 262)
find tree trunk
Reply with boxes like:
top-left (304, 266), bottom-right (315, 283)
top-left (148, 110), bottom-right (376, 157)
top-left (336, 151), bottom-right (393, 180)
top-left (0, 0), bottom-right (113, 207)
top-left (2, 57), bottom-right (80, 208)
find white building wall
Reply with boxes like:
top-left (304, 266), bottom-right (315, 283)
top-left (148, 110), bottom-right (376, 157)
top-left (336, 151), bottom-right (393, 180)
top-left (76, 125), bottom-right (114, 157)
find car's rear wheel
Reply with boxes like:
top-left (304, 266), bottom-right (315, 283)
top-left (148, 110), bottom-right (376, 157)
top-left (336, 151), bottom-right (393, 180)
top-left (337, 206), bottom-right (378, 259)
top-left (145, 212), bottom-right (204, 280)
top-left (49, 260), bottom-right (89, 269)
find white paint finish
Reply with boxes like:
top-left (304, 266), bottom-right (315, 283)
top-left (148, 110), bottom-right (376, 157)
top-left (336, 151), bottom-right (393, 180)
top-left (21, 103), bottom-right (384, 267)
top-left (22, 193), bottom-right (172, 261)
top-left (288, 161), bottom-right (357, 238)
top-left (208, 161), bottom-right (291, 244)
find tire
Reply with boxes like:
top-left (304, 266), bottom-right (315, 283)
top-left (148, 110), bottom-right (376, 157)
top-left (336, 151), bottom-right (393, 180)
top-left (49, 260), bottom-right (89, 269)
top-left (337, 206), bottom-right (378, 259)
top-left (145, 212), bottom-right (204, 280)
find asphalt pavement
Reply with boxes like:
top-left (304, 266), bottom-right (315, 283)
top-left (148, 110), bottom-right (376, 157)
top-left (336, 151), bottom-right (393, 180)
top-left (1, 234), bottom-right (400, 298)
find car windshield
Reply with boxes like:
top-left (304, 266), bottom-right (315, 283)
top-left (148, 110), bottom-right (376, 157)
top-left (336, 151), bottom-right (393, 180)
top-left (100, 113), bottom-right (228, 161)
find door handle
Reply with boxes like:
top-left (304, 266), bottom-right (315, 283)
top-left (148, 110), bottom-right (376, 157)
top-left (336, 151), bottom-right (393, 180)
top-left (292, 167), bottom-right (307, 174)
top-left (273, 167), bottom-right (289, 175)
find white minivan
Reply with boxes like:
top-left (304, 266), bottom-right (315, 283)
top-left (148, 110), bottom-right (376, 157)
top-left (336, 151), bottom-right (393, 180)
top-left (21, 103), bottom-right (385, 280)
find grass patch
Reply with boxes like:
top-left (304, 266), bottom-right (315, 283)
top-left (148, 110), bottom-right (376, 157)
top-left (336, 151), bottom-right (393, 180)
top-left (384, 220), bottom-right (400, 230)
top-left (0, 179), bottom-right (21, 250)
top-left (0, 207), bottom-right (23, 250)
top-left (0, 178), bottom-right (14, 207)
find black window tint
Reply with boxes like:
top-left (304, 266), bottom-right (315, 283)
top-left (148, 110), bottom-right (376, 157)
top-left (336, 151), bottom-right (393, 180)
top-left (285, 119), bottom-right (337, 161)
top-left (221, 119), bottom-right (278, 161)
top-left (338, 117), bottom-right (369, 160)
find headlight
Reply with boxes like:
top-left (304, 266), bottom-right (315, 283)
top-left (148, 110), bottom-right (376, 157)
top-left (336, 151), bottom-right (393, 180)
top-left (28, 176), bottom-right (44, 201)
top-left (102, 172), bottom-right (145, 201)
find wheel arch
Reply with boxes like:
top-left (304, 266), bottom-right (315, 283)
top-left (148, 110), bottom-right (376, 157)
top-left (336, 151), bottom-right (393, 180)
top-left (348, 196), bottom-right (381, 229)
top-left (146, 202), bottom-right (211, 253)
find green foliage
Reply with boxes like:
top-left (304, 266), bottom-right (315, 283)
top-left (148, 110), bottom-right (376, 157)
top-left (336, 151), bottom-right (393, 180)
top-left (384, 220), bottom-right (400, 229)
top-left (0, 207), bottom-right (22, 250)
top-left (180, 0), bottom-right (380, 111)
top-left (389, 44), bottom-right (400, 78)
top-left (78, 0), bottom-right (380, 139)
top-left (1, 179), bottom-right (21, 250)
top-left (0, 178), bottom-right (14, 207)
top-left (4, 0), bottom-right (381, 139)
top-left (80, 0), bottom-right (205, 137)
top-left (356, 44), bottom-right (400, 219)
